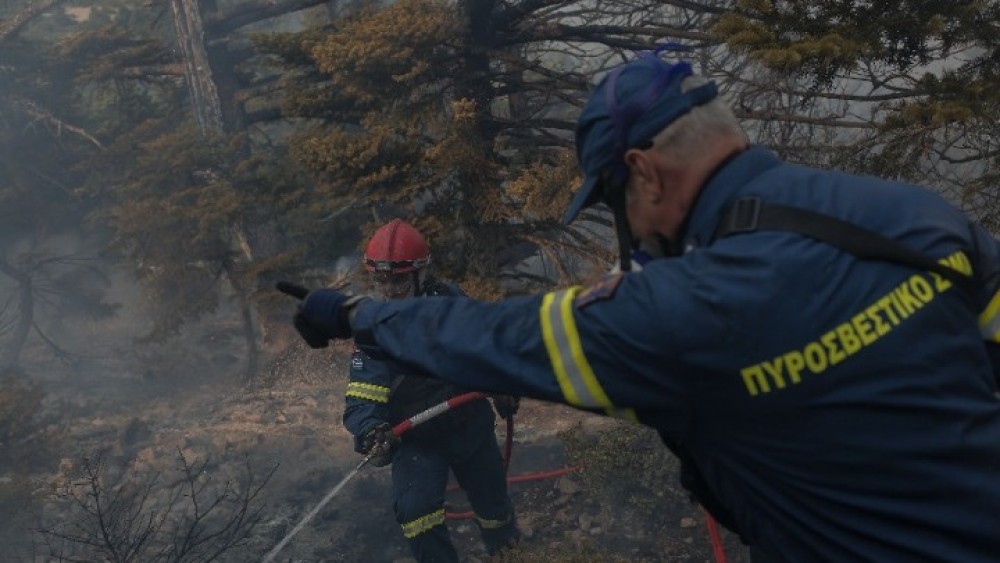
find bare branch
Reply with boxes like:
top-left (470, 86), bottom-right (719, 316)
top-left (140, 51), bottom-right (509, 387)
top-left (0, 0), bottom-right (63, 46)
top-left (5, 96), bottom-right (104, 149)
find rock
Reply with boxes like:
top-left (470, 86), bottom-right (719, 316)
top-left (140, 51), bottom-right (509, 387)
top-left (516, 513), bottom-right (536, 539)
top-left (553, 509), bottom-right (571, 524)
top-left (555, 476), bottom-right (580, 495)
top-left (578, 513), bottom-right (593, 530)
top-left (680, 516), bottom-right (697, 528)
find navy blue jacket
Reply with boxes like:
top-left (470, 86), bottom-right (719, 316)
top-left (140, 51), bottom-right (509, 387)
top-left (343, 278), bottom-right (480, 451)
top-left (350, 147), bottom-right (1000, 561)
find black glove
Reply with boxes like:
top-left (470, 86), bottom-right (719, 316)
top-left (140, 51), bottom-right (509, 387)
top-left (492, 395), bottom-right (520, 420)
top-left (292, 310), bottom-right (332, 349)
top-left (360, 422), bottom-right (399, 467)
top-left (277, 282), bottom-right (368, 346)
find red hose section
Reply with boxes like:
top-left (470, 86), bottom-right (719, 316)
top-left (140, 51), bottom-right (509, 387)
top-left (506, 466), bottom-right (578, 484)
top-left (391, 391), bottom-right (488, 437)
top-left (391, 419), bottom-right (413, 436)
top-left (704, 508), bottom-right (728, 563)
top-left (446, 465), bottom-right (581, 495)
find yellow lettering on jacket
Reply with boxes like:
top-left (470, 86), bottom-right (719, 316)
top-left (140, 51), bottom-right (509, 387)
top-left (739, 250), bottom-right (970, 396)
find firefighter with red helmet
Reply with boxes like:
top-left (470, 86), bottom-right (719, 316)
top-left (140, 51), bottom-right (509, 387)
top-left (342, 219), bottom-right (520, 562)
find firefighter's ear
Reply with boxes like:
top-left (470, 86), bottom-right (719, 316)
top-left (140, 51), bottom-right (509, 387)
top-left (625, 150), bottom-right (665, 205)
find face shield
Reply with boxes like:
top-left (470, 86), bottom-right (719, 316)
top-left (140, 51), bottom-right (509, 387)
top-left (372, 271), bottom-right (416, 300)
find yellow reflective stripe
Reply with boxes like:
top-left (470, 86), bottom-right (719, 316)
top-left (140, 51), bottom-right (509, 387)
top-left (541, 289), bottom-right (581, 405)
top-left (540, 288), bottom-right (637, 421)
top-left (475, 512), bottom-right (511, 529)
top-left (401, 508), bottom-right (445, 538)
top-left (346, 382), bottom-right (390, 403)
top-left (979, 288), bottom-right (1000, 342)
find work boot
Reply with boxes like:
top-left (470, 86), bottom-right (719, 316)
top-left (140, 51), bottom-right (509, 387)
top-left (481, 520), bottom-right (520, 556)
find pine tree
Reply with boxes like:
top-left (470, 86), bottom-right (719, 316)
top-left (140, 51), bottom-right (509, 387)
top-left (714, 1), bottom-right (1000, 226)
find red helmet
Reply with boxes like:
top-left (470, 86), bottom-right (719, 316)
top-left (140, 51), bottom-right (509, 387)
top-left (363, 219), bottom-right (431, 274)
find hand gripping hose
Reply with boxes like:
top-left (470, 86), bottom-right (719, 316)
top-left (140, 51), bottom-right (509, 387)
top-left (261, 392), bottom-right (489, 562)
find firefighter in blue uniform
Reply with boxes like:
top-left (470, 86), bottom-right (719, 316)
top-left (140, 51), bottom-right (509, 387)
top-left (283, 55), bottom-right (1000, 561)
top-left (342, 219), bottom-right (519, 563)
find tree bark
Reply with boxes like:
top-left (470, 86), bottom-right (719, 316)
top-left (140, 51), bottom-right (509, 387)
top-left (461, 0), bottom-right (502, 141)
top-left (170, 0), bottom-right (225, 133)
top-left (223, 244), bottom-right (259, 383)
top-left (0, 258), bottom-right (33, 375)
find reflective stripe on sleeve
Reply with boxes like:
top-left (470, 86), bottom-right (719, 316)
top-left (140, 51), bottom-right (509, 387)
top-left (346, 381), bottom-right (390, 403)
top-left (979, 288), bottom-right (1000, 342)
top-left (540, 288), bottom-right (637, 421)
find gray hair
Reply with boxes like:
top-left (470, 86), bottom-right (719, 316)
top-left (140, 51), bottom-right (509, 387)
top-left (651, 75), bottom-right (745, 159)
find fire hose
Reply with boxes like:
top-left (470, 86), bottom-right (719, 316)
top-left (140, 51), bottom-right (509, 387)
top-left (263, 391), bottom-right (494, 562)
top-left (261, 391), bottom-right (726, 563)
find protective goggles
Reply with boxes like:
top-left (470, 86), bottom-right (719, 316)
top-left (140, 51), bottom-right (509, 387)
top-left (364, 257), bottom-right (429, 273)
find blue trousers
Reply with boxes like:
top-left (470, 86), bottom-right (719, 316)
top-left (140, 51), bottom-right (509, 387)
top-left (391, 400), bottom-right (517, 563)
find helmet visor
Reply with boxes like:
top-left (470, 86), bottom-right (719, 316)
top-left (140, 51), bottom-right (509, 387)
top-left (372, 271), bottom-right (415, 299)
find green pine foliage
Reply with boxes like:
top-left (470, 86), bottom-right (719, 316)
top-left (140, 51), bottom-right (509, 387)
top-left (257, 0), bottom-right (646, 294)
top-left (281, 0), bottom-right (524, 290)
top-left (715, 1), bottom-right (991, 82)
top-left (714, 1), bottom-right (1000, 224)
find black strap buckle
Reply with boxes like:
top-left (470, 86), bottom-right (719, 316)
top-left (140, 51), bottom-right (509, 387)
top-left (719, 197), bottom-right (761, 236)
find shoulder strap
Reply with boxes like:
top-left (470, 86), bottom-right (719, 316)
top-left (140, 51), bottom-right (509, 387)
top-left (714, 197), bottom-right (975, 293)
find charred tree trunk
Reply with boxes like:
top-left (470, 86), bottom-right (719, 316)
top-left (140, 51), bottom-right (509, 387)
top-left (0, 258), bottom-right (33, 375)
top-left (170, 0), bottom-right (261, 380)
top-left (459, 0), bottom-right (502, 142)
top-left (170, 0), bottom-right (224, 134)
top-left (223, 259), bottom-right (260, 384)
top-left (166, 0), bottom-right (351, 383)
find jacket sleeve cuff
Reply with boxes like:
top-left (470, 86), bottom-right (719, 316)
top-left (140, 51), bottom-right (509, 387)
top-left (351, 300), bottom-right (380, 350)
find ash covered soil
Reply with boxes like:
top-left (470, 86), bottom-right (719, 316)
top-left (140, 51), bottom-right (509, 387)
top-left (24, 340), bottom-right (750, 562)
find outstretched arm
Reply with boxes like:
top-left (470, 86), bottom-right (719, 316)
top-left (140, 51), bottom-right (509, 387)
top-left (347, 274), bottom-right (696, 426)
top-left (281, 270), bottom-right (702, 429)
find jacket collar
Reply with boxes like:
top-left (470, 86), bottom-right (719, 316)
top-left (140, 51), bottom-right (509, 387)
top-left (678, 145), bottom-right (782, 252)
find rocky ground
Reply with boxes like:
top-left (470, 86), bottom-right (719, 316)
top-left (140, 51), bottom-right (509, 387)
top-left (4, 337), bottom-right (750, 562)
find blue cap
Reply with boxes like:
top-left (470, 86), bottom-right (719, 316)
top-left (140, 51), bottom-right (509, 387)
top-left (563, 56), bottom-right (718, 224)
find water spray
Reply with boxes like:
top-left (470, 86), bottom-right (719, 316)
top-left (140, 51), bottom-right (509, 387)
top-left (261, 391), bottom-right (489, 562)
